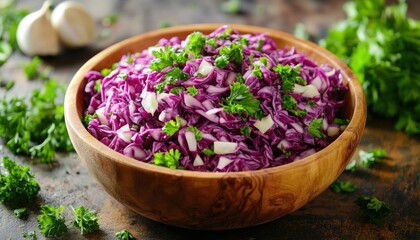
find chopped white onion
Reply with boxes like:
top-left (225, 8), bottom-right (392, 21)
top-left (327, 126), bottom-right (340, 137)
top-left (197, 60), bottom-right (214, 76)
top-left (185, 131), bottom-right (197, 152)
top-left (214, 141), bottom-right (238, 154)
top-left (141, 91), bottom-right (158, 116)
top-left (302, 85), bottom-right (320, 98)
top-left (311, 76), bottom-right (322, 90)
top-left (217, 157), bottom-right (233, 170)
top-left (117, 124), bottom-right (132, 143)
top-left (254, 115), bottom-right (274, 134)
top-left (95, 107), bottom-right (108, 125)
top-left (193, 155), bottom-right (204, 166)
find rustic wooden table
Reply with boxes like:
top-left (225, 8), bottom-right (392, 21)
top-left (1, 0), bottom-right (419, 239)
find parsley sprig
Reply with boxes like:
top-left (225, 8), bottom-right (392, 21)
top-left (308, 118), bottom-right (324, 138)
top-left (273, 64), bottom-right (306, 92)
top-left (214, 42), bottom-right (243, 69)
top-left (356, 196), bottom-right (391, 225)
top-left (72, 206), bottom-right (100, 235)
top-left (155, 67), bottom-right (189, 94)
top-left (186, 32), bottom-right (206, 58)
top-left (0, 80), bottom-right (74, 163)
top-left (330, 180), bottom-right (355, 193)
top-left (150, 45), bottom-right (188, 72)
top-left (162, 116), bottom-right (182, 136)
top-left (0, 157), bottom-right (40, 208)
top-left (115, 229), bottom-right (136, 240)
top-left (222, 82), bottom-right (263, 119)
top-left (37, 205), bottom-right (68, 238)
top-left (282, 94), bottom-right (307, 117)
top-left (359, 148), bottom-right (387, 168)
top-left (153, 149), bottom-right (182, 169)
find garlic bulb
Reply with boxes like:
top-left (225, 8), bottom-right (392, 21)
top-left (51, 1), bottom-right (96, 48)
top-left (16, 1), bottom-right (60, 56)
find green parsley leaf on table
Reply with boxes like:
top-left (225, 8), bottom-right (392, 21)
top-left (321, 0), bottom-right (420, 135)
top-left (345, 159), bottom-right (357, 172)
top-left (22, 230), bottom-right (37, 240)
top-left (37, 205), bottom-right (68, 238)
top-left (115, 229), bottom-right (136, 240)
top-left (308, 118), bottom-right (324, 138)
top-left (222, 82), bottom-right (263, 119)
top-left (0, 157), bottom-right (40, 207)
top-left (356, 196), bottom-right (392, 225)
top-left (72, 206), bottom-right (100, 235)
top-left (14, 207), bottom-right (28, 219)
top-left (22, 56), bottom-right (42, 80)
top-left (359, 148), bottom-right (387, 168)
top-left (162, 116), bottom-right (182, 136)
top-left (330, 180), bottom-right (355, 193)
top-left (0, 80), bottom-right (74, 163)
top-left (153, 148), bottom-right (182, 169)
top-left (221, 0), bottom-right (241, 14)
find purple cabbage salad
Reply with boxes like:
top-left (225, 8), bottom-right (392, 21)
top-left (83, 25), bottom-right (349, 172)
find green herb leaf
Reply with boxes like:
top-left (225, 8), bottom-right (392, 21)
top-left (240, 126), bottom-right (251, 137)
top-left (22, 230), bottom-right (37, 240)
top-left (222, 82), bottom-right (263, 119)
top-left (23, 57), bottom-right (42, 80)
top-left (333, 118), bottom-right (350, 126)
top-left (94, 80), bottom-right (101, 93)
top-left (102, 14), bottom-right (119, 26)
top-left (187, 86), bottom-right (199, 96)
top-left (359, 148), bottom-right (387, 168)
top-left (0, 80), bottom-right (74, 163)
top-left (0, 40), bottom-right (12, 66)
top-left (37, 205), bottom-right (68, 237)
top-left (187, 126), bottom-right (202, 140)
top-left (186, 32), bottom-right (206, 58)
top-left (308, 118), bottom-right (324, 138)
top-left (330, 180), bottom-right (355, 193)
top-left (221, 0), bottom-right (241, 14)
top-left (356, 196), bottom-right (392, 225)
top-left (202, 148), bottom-right (216, 156)
top-left (322, 0), bottom-right (420, 135)
top-left (252, 64), bottom-right (263, 80)
top-left (215, 55), bottom-right (229, 69)
top-left (155, 67), bottom-right (189, 94)
top-left (273, 64), bottom-right (306, 92)
top-left (153, 148), bottom-right (182, 169)
top-left (169, 86), bottom-right (185, 96)
top-left (115, 229), bottom-right (136, 240)
top-left (72, 206), bottom-right (100, 235)
top-left (345, 159), bottom-right (357, 172)
top-left (206, 38), bottom-right (217, 48)
top-left (220, 42), bottom-right (243, 64)
top-left (14, 207), bottom-right (28, 219)
top-left (282, 94), bottom-right (307, 117)
top-left (159, 20), bottom-right (172, 28)
top-left (150, 45), bottom-right (188, 72)
top-left (162, 116), bottom-right (181, 136)
top-left (0, 157), bottom-right (40, 207)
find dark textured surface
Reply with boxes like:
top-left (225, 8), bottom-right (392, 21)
top-left (1, 0), bottom-right (419, 239)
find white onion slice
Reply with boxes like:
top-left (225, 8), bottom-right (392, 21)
top-left (254, 115), bottom-right (274, 134)
top-left (185, 131), bottom-right (197, 152)
top-left (193, 155), bottom-right (204, 166)
top-left (95, 107), bottom-right (108, 125)
top-left (197, 60), bottom-right (213, 76)
top-left (141, 91), bottom-right (158, 116)
top-left (217, 157), bottom-right (233, 170)
top-left (117, 124), bottom-right (131, 143)
top-left (214, 141), bottom-right (238, 154)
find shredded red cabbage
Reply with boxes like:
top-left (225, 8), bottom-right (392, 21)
top-left (83, 26), bottom-right (348, 172)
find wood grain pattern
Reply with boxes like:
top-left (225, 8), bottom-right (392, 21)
top-left (64, 24), bottom-right (366, 230)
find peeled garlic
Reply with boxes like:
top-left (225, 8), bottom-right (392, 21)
top-left (16, 1), bottom-right (60, 56)
top-left (51, 1), bottom-right (96, 48)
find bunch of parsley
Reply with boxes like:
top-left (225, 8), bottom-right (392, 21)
top-left (321, 0), bottom-right (420, 135)
top-left (0, 80), bottom-right (74, 163)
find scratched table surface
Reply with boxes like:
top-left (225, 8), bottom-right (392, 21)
top-left (1, 0), bottom-right (419, 239)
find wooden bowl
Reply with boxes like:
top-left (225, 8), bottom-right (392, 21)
top-left (64, 24), bottom-right (366, 230)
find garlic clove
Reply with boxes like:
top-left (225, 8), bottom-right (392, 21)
top-left (16, 0), bottom-right (60, 56)
top-left (51, 1), bottom-right (96, 48)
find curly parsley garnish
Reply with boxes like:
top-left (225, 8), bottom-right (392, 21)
top-left (0, 157), bottom-right (40, 207)
top-left (222, 82), bottom-right (263, 119)
top-left (356, 196), bottom-right (391, 225)
top-left (37, 205), bottom-right (68, 238)
top-left (72, 206), bottom-right (100, 235)
top-left (153, 148), bottom-right (182, 169)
